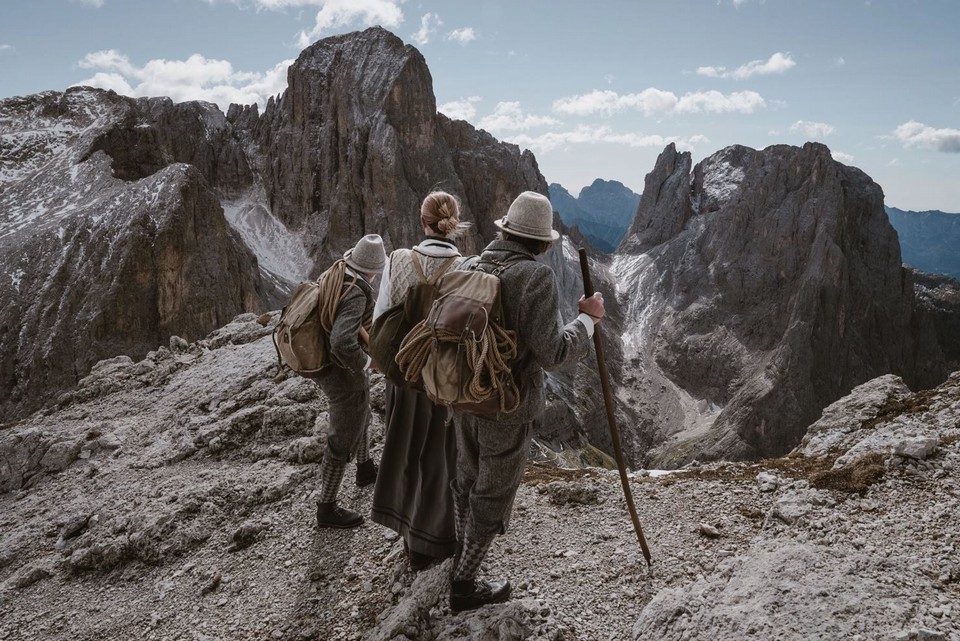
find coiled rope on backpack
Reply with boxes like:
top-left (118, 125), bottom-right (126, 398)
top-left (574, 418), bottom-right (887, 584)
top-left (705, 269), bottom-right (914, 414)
top-left (396, 318), bottom-right (520, 414)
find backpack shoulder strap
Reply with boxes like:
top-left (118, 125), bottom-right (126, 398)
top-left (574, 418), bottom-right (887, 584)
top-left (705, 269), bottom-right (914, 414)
top-left (411, 252), bottom-right (458, 285)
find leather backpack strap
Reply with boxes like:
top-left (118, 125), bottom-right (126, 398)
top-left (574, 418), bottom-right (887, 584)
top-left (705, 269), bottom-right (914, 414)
top-left (410, 252), bottom-right (428, 283)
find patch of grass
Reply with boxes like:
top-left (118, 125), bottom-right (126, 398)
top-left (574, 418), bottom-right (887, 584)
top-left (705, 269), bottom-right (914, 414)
top-left (523, 463), bottom-right (597, 486)
top-left (809, 452), bottom-right (885, 495)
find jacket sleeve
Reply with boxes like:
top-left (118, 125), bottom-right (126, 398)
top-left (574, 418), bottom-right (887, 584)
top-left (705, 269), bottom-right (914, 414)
top-left (518, 264), bottom-right (591, 371)
top-left (329, 288), bottom-right (368, 373)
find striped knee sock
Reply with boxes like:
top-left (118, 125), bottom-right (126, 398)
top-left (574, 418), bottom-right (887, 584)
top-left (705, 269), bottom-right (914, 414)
top-left (318, 456), bottom-right (346, 504)
top-left (452, 532), bottom-right (495, 583)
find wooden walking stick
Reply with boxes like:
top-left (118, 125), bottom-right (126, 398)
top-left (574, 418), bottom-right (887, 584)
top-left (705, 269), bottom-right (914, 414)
top-left (578, 248), bottom-right (652, 566)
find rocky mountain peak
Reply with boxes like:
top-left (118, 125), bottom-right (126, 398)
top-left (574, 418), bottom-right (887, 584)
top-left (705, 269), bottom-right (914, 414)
top-left (609, 141), bottom-right (948, 465)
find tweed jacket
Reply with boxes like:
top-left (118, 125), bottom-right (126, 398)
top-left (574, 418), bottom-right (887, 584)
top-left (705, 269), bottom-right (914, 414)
top-left (473, 239), bottom-right (592, 424)
top-left (313, 269), bottom-right (374, 392)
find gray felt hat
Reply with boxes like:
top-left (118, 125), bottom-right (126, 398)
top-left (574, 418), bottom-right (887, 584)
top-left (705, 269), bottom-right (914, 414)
top-left (343, 234), bottom-right (386, 274)
top-left (494, 191), bottom-right (560, 242)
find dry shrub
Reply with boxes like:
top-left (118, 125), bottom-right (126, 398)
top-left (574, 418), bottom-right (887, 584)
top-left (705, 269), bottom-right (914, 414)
top-left (810, 452), bottom-right (886, 495)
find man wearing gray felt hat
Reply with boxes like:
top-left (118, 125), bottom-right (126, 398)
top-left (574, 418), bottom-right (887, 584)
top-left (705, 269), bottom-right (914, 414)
top-left (313, 233), bottom-right (386, 529)
top-left (448, 191), bottom-right (605, 612)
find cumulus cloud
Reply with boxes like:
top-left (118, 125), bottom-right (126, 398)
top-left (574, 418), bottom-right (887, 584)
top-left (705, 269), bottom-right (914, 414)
top-left (438, 96), bottom-right (481, 121)
top-left (75, 50), bottom-right (293, 111)
top-left (446, 27), bottom-right (476, 45)
top-left (478, 102), bottom-right (561, 132)
top-left (696, 52), bottom-right (795, 80)
top-left (790, 120), bottom-right (835, 138)
top-left (553, 88), bottom-right (765, 117)
top-left (503, 125), bottom-right (708, 153)
top-left (831, 151), bottom-right (854, 163)
top-left (0, 44), bottom-right (13, 52)
top-left (892, 121), bottom-right (960, 153)
top-left (269, 0), bottom-right (404, 46)
top-left (411, 12), bottom-right (441, 46)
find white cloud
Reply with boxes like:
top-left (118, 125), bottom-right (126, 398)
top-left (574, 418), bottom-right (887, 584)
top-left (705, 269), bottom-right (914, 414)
top-left (553, 88), bottom-right (765, 117)
top-left (0, 44), bottom-right (12, 52)
top-left (411, 13), bottom-right (441, 46)
top-left (478, 102), bottom-right (561, 132)
top-left (74, 0), bottom-right (105, 7)
top-left (887, 158), bottom-right (900, 167)
top-left (790, 120), bottom-right (835, 138)
top-left (604, 74), bottom-right (615, 85)
top-left (260, 0), bottom-right (404, 45)
top-left (446, 27), bottom-right (476, 45)
top-left (696, 52), bottom-right (795, 80)
top-left (438, 96), bottom-right (481, 121)
top-left (503, 124), bottom-right (708, 153)
top-left (831, 151), bottom-right (854, 163)
top-left (75, 50), bottom-right (293, 111)
top-left (834, 57), bottom-right (846, 67)
top-left (893, 121), bottom-right (960, 153)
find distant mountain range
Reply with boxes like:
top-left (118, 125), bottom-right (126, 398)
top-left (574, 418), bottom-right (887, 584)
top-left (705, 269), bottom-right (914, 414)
top-left (552, 182), bottom-right (960, 282)
top-left (886, 207), bottom-right (960, 281)
top-left (549, 179), bottom-right (640, 252)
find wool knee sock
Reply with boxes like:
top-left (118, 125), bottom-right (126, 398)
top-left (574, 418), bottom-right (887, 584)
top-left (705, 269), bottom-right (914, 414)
top-left (318, 456), bottom-right (347, 504)
top-left (355, 428), bottom-right (370, 465)
top-left (452, 532), bottom-right (495, 583)
top-left (453, 494), bottom-right (468, 543)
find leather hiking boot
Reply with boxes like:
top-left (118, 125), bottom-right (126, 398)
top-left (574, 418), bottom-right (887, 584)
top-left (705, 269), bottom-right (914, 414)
top-left (449, 578), bottom-right (512, 613)
top-left (355, 460), bottom-right (378, 487)
top-left (316, 502), bottom-right (363, 529)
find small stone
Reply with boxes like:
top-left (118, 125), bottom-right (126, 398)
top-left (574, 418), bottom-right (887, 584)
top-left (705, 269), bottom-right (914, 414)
top-left (917, 629), bottom-right (946, 641)
top-left (699, 523), bottom-right (721, 539)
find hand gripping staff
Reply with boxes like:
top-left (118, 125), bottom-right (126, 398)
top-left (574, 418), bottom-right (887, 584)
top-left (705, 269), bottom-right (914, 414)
top-left (578, 248), bottom-right (652, 566)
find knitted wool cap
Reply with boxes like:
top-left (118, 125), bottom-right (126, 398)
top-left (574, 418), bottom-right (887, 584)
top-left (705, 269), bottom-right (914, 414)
top-left (494, 191), bottom-right (560, 242)
top-left (343, 234), bottom-right (387, 274)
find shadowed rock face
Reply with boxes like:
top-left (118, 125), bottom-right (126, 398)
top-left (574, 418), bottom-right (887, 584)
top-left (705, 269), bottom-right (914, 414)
top-left (0, 89), bottom-right (266, 420)
top-left (612, 142), bottom-right (947, 465)
top-left (247, 27), bottom-right (546, 268)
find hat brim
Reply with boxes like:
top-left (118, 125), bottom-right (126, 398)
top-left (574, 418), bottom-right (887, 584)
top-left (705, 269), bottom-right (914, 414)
top-left (494, 217), bottom-right (560, 242)
top-left (343, 250), bottom-right (384, 274)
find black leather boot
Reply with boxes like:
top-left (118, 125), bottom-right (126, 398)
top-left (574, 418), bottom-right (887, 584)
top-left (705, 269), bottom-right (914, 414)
top-left (449, 578), bottom-right (512, 612)
top-left (316, 502), bottom-right (363, 529)
top-left (355, 460), bottom-right (378, 487)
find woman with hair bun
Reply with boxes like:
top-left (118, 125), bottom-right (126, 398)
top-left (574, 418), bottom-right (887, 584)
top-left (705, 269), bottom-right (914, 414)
top-left (371, 190), bottom-right (470, 570)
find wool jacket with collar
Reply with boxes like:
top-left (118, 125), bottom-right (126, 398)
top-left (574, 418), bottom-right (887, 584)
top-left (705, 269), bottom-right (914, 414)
top-left (373, 237), bottom-right (463, 321)
top-left (472, 239), bottom-right (593, 425)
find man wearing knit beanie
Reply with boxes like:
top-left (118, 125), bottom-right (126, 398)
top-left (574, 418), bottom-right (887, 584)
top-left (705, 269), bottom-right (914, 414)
top-left (314, 234), bottom-right (387, 528)
top-left (449, 192), bottom-right (605, 611)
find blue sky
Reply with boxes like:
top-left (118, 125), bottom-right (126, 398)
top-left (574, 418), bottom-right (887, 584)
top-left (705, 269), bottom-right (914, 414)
top-left (1, 0), bottom-right (958, 211)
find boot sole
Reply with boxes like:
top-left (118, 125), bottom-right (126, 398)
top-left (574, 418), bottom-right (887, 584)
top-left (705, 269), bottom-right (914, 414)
top-left (317, 519), bottom-right (364, 529)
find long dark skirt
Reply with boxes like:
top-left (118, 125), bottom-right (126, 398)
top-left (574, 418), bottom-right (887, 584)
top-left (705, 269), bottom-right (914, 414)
top-left (370, 382), bottom-right (458, 559)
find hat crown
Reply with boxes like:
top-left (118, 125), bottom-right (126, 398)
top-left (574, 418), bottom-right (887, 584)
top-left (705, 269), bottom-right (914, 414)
top-left (344, 234), bottom-right (386, 274)
top-left (496, 191), bottom-right (559, 242)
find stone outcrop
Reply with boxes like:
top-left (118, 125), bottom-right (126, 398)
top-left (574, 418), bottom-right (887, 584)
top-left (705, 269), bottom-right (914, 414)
top-left (611, 142), bottom-right (948, 465)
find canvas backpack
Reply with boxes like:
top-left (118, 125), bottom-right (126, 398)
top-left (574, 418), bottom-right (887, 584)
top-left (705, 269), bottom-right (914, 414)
top-left (368, 251), bottom-right (458, 388)
top-left (395, 255), bottom-right (529, 415)
top-left (272, 261), bottom-right (366, 377)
